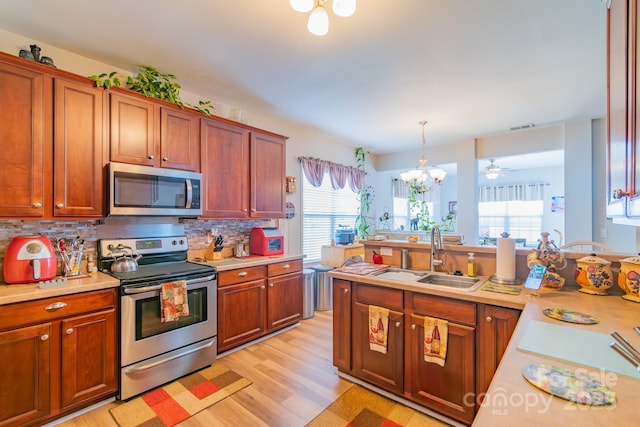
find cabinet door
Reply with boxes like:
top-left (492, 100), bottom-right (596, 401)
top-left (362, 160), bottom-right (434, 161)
top-left (267, 272), bottom-right (303, 331)
top-left (217, 279), bottom-right (267, 352)
top-left (109, 91), bottom-right (157, 167)
top-left (200, 118), bottom-right (250, 218)
top-left (53, 78), bottom-right (104, 217)
top-left (60, 309), bottom-right (117, 409)
top-left (352, 302), bottom-right (404, 395)
top-left (476, 305), bottom-right (520, 403)
top-left (333, 279), bottom-right (352, 372)
top-left (0, 61), bottom-right (48, 217)
top-left (0, 323), bottom-right (51, 427)
top-left (250, 132), bottom-right (286, 218)
top-left (160, 107), bottom-right (199, 171)
top-left (408, 314), bottom-right (476, 425)
top-left (628, 0), bottom-right (640, 216)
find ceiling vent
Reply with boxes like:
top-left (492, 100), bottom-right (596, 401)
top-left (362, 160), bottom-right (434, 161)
top-left (510, 123), bottom-right (535, 131)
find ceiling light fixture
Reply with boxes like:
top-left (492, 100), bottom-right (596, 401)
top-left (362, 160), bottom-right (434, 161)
top-left (291, 0), bottom-right (357, 36)
top-left (400, 121), bottom-right (446, 192)
top-left (485, 159), bottom-right (501, 180)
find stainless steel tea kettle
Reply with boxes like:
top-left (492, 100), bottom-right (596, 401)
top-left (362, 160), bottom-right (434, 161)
top-left (108, 244), bottom-right (142, 273)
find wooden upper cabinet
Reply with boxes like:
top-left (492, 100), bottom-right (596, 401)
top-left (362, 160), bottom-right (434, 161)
top-left (109, 91), bottom-right (157, 167)
top-left (53, 78), bottom-right (105, 217)
top-left (200, 118), bottom-right (250, 218)
top-left (109, 90), bottom-right (200, 171)
top-left (160, 107), bottom-right (200, 171)
top-left (251, 131), bottom-right (286, 218)
top-left (0, 60), bottom-right (49, 217)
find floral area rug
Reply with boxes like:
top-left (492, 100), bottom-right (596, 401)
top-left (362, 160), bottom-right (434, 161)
top-left (109, 364), bottom-right (251, 427)
top-left (306, 384), bottom-right (450, 427)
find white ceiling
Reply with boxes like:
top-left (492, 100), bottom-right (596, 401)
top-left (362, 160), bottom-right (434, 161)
top-left (0, 0), bottom-right (606, 157)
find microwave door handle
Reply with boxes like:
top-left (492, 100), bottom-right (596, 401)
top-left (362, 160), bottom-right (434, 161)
top-left (185, 179), bottom-right (193, 208)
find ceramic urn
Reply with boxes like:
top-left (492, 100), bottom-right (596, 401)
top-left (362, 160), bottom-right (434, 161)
top-left (574, 253), bottom-right (613, 295)
top-left (618, 254), bottom-right (640, 303)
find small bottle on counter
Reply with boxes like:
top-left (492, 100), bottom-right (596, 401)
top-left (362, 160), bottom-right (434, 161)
top-left (467, 252), bottom-right (476, 277)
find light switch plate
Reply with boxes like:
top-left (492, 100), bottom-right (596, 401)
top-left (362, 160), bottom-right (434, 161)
top-left (380, 247), bottom-right (393, 256)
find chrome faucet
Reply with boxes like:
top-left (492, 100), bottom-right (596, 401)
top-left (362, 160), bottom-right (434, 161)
top-left (430, 225), bottom-right (445, 271)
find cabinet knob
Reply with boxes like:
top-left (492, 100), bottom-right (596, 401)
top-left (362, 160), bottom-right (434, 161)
top-left (66, 328), bottom-right (74, 335)
top-left (33, 202), bottom-right (42, 208)
top-left (148, 155), bottom-right (154, 160)
top-left (45, 302), bottom-right (67, 311)
top-left (162, 157), bottom-right (169, 161)
top-left (396, 321), bottom-right (401, 328)
top-left (55, 203), bottom-right (64, 209)
top-left (343, 288), bottom-right (349, 294)
top-left (269, 283), bottom-right (274, 288)
top-left (238, 271), bottom-right (248, 277)
top-left (244, 208), bottom-right (248, 212)
top-left (411, 324), bottom-right (416, 330)
top-left (486, 316), bottom-right (493, 322)
top-left (612, 189), bottom-right (631, 200)
top-left (41, 334), bottom-right (49, 341)
top-left (261, 285), bottom-right (265, 289)
top-left (282, 264), bottom-right (290, 269)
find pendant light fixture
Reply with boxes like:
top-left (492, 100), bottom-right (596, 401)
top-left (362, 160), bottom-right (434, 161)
top-left (291, 0), bottom-right (357, 36)
top-left (400, 121), bottom-right (446, 192)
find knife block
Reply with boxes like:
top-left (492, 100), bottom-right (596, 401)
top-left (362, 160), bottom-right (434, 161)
top-left (204, 243), bottom-right (222, 260)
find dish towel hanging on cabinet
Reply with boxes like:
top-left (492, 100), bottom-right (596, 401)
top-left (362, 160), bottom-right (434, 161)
top-left (368, 305), bottom-right (389, 354)
top-left (423, 316), bottom-right (448, 366)
top-left (160, 280), bottom-right (189, 322)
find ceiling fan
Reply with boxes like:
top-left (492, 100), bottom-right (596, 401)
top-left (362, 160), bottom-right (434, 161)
top-left (484, 159), bottom-right (508, 180)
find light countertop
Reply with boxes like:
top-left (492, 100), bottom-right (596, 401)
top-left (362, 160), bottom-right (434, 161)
top-left (328, 269), bottom-right (640, 426)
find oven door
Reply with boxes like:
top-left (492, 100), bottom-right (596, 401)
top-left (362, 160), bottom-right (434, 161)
top-left (120, 274), bottom-right (216, 367)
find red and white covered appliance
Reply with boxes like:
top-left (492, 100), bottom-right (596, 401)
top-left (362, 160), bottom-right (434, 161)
top-left (2, 236), bottom-right (57, 284)
top-left (250, 227), bottom-right (284, 256)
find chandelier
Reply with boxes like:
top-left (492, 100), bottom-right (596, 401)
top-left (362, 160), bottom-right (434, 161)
top-left (400, 120), bottom-right (446, 192)
top-left (290, 0), bottom-right (357, 36)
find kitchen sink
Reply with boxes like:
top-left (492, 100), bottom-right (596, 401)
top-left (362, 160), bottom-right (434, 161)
top-left (371, 267), bottom-right (486, 291)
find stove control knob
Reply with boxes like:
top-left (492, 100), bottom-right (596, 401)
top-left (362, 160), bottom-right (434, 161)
top-left (179, 239), bottom-right (185, 245)
top-left (172, 240), bottom-right (177, 245)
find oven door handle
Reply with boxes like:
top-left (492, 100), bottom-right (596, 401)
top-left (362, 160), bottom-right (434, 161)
top-left (123, 338), bottom-right (216, 374)
top-left (122, 274), bottom-right (216, 294)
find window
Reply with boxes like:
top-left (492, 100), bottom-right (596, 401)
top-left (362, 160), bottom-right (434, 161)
top-left (391, 179), bottom-right (435, 231)
top-left (478, 200), bottom-right (543, 246)
top-left (302, 171), bottom-right (359, 263)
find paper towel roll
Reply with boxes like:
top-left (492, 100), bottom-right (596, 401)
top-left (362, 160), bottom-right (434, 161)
top-left (496, 238), bottom-right (516, 280)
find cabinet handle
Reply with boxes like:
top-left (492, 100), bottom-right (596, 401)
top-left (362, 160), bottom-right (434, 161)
top-left (55, 203), bottom-right (64, 209)
top-left (148, 155), bottom-right (154, 160)
top-left (269, 283), bottom-right (274, 288)
top-left (238, 271), bottom-right (248, 277)
top-left (33, 202), bottom-right (42, 208)
top-left (251, 208), bottom-right (256, 212)
top-left (45, 302), bottom-right (67, 311)
top-left (396, 321), bottom-right (401, 328)
top-left (411, 324), bottom-right (416, 330)
top-left (612, 189), bottom-right (631, 199)
top-left (261, 285), bottom-right (265, 289)
top-left (66, 328), bottom-right (74, 335)
top-left (282, 264), bottom-right (290, 269)
top-left (41, 334), bottom-right (49, 341)
top-left (343, 288), bottom-right (349, 294)
top-left (486, 316), bottom-right (493, 322)
top-left (162, 157), bottom-right (169, 161)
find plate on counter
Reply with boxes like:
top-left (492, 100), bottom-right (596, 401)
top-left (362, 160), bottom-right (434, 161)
top-left (543, 308), bottom-right (599, 324)
top-left (521, 363), bottom-right (616, 406)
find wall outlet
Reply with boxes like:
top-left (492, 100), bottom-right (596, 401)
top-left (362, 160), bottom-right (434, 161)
top-left (380, 247), bottom-right (393, 256)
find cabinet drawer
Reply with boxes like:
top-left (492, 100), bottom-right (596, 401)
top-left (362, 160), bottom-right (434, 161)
top-left (409, 293), bottom-right (476, 325)
top-left (0, 289), bottom-right (116, 330)
top-left (218, 266), bottom-right (267, 286)
top-left (267, 259), bottom-right (302, 276)
top-left (355, 283), bottom-right (403, 311)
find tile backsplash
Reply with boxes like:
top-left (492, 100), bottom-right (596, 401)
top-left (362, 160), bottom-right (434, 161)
top-left (0, 217), bottom-right (273, 278)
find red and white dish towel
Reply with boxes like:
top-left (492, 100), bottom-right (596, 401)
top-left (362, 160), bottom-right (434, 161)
top-left (160, 280), bottom-right (189, 322)
top-left (368, 305), bottom-right (389, 354)
top-left (423, 316), bottom-right (448, 366)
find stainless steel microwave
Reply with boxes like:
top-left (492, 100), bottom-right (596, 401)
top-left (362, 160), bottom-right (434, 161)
top-left (108, 162), bottom-right (202, 216)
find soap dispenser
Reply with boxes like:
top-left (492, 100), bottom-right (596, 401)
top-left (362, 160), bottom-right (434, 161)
top-left (467, 252), bottom-right (476, 277)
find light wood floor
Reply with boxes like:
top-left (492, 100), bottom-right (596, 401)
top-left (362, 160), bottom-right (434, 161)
top-left (56, 310), bottom-right (355, 427)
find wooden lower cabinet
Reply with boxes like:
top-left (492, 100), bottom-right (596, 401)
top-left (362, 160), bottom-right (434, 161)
top-left (332, 281), bottom-right (520, 426)
top-left (353, 301), bottom-right (404, 394)
top-left (217, 260), bottom-right (304, 353)
top-left (0, 289), bottom-right (117, 427)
